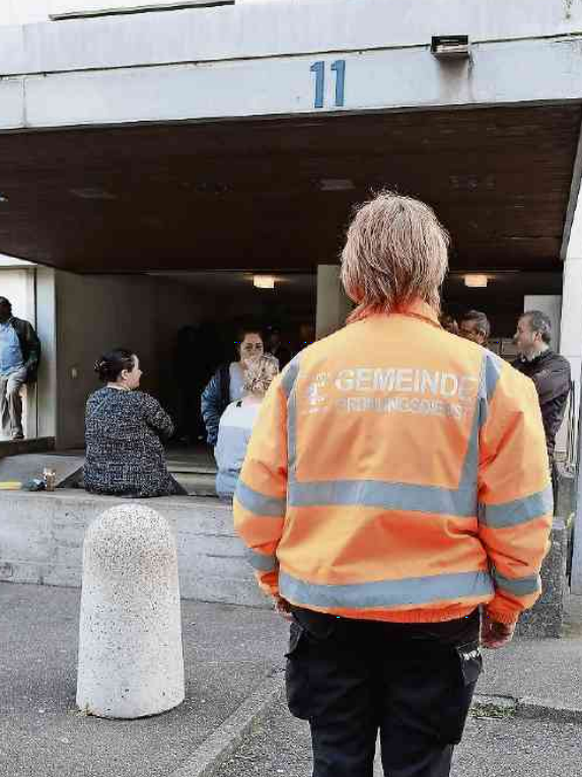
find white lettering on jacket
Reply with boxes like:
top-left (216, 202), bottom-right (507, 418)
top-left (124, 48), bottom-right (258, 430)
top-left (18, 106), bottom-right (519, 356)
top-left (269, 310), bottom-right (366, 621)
top-left (336, 396), bottom-right (469, 419)
top-left (334, 368), bottom-right (477, 402)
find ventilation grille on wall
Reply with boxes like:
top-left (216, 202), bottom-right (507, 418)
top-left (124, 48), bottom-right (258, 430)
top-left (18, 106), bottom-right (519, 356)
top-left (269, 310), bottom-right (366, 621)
top-left (50, 0), bottom-right (234, 21)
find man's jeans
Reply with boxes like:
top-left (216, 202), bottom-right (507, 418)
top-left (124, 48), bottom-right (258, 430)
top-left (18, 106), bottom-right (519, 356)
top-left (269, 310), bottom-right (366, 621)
top-left (0, 367), bottom-right (27, 439)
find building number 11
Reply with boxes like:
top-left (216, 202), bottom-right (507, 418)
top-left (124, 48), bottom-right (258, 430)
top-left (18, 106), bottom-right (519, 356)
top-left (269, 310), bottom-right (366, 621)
top-left (310, 60), bottom-right (346, 109)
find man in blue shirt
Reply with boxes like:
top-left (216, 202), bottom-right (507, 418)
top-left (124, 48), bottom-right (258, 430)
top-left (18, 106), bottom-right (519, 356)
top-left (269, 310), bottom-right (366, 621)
top-left (0, 297), bottom-right (41, 440)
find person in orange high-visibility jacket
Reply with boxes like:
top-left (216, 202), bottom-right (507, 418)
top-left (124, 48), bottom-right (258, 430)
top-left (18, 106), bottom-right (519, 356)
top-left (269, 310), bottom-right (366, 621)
top-left (234, 192), bottom-right (552, 777)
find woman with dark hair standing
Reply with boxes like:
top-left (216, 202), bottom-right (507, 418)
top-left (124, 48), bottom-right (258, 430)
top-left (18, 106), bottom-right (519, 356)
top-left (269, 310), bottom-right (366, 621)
top-left (84, 349), bottom-right (185, 497)
top-left (201, 327), bottom-right (278, 447)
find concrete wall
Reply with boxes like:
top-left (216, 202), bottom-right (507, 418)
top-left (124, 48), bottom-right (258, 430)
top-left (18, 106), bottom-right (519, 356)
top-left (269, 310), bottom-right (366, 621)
top-left (315, 265), bottom-right (351, 339)
top-left (51, 0), bottom-right (225, 17)
top-left (0, 490), bottom-right (266, 607)
top-left (560, 183), bottom-right (582, 469)
top-left (2, 1), bottom-right (582, 132)
top-left (0, 267), bottom-right (35, 318)
top-left (3, 0), bottom-right (582, 64)
top-left (54, 272), bottom-right (205, 449)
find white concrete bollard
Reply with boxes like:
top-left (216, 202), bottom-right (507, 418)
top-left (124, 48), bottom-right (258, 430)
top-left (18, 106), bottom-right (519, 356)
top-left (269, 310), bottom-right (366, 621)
top-left (76, 504), bottom-right (185, 718)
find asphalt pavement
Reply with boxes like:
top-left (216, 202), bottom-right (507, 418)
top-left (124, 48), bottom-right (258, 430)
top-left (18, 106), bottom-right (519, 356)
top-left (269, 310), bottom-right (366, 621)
top-left (0, 583), bottom-right (288, 777)
top-left (0, 582), bottom-right (580, 777)
top-left (216, 693), bottom-right (582, 777)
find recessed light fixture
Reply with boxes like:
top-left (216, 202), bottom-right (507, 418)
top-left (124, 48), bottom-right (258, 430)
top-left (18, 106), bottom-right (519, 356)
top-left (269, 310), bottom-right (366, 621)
top-left (70, 188), bottom-right (117, 201)
top-left (431, 35), bottom-right (471, 60)
top-left (464, 274), bottom-right (488, 288)
top-left (253, 275), bottom-right (276, 290)
top-left (320, 179), bottom-right (355, 192)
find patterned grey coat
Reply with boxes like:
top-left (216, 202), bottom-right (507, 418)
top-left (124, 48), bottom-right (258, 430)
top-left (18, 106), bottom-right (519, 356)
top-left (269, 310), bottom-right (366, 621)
top-left (84, 387), bottom-right (182, 498)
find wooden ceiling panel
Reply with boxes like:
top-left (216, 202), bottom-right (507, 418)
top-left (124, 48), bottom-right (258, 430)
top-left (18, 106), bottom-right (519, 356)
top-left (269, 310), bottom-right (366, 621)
top-left (0, 103), bottom-right (579, 273)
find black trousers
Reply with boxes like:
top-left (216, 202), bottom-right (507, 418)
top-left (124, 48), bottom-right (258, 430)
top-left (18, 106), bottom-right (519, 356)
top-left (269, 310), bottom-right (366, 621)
top-left (285, 607), bottom-right (481, 777)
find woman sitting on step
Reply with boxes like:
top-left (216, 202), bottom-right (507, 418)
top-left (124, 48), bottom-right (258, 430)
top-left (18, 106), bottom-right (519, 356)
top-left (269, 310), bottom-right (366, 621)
top-left (84, 348), bottom-right (186, 498)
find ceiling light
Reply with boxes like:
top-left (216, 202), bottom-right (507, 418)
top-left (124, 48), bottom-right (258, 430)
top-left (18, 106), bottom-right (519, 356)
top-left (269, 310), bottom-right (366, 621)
top-left (70, 188), bottom-right (117, 201)
top-left (0, 194), bottom-right (8, 203)
top-left (431, 35), bottom-right (471, 60)
top-left (464, 274), bottom-right (488, 288)
top-left (253, 275), bottom-right (276, 290)
top-left (320, 179), bottom-right (355, 192)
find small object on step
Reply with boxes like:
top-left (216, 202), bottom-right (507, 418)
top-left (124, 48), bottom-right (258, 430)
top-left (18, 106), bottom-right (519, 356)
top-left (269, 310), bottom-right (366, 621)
top-left (23, 478), bottom-right (46, 492)
top-left (0, 480), bottom-right (23, 490)
top-left (43, 467), bottom-right (57, 492)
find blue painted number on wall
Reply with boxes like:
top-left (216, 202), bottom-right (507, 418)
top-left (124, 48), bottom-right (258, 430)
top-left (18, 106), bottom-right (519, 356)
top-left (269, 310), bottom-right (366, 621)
top-left (310, 60), bottom-right (346, 109)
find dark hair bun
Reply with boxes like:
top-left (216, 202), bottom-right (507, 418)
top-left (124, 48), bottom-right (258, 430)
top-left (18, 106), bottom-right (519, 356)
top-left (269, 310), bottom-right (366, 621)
top-left (94, 349), bottom-right (135, 383)
top-left (93, 359), bottom-right (107, 378)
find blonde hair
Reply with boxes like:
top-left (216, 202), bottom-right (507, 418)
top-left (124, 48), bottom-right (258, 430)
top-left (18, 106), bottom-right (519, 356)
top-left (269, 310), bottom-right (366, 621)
top-left (243, 355), bottom-right (279, 395)
top-left (340, 191), bottom-right (450, 323)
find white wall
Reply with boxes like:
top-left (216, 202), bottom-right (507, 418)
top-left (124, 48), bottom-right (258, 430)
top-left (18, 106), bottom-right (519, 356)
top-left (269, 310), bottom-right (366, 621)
top-left (560, 183), bottom-right (582, 468)
top-left (51, 0), bottom-right (220, 17)
top-left (524, 295), bottom-right (562, 351)
top-left (0, 0), bottom-right (50, 25)
top-left (0, 268), bottom-right (35, 320)
top-left (54, 272), bottom-right (208, 449)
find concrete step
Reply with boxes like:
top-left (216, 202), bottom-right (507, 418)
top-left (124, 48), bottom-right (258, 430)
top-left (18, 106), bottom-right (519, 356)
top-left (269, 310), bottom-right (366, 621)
top-left (0, 453), bottom-right (84, 488)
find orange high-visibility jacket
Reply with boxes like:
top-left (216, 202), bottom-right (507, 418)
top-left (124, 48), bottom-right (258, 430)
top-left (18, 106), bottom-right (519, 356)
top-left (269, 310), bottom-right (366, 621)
top-left (233, 301), bottom-right (552, 625)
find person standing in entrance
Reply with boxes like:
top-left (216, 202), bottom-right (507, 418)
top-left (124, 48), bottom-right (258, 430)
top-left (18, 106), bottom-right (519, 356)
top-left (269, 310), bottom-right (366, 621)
top-left (201, 327), bottom-right (278, 447)
top-left (458, 309), bottom-right (491, 348)
top-left (234, 192), bottom-right (552, 777)
top-left (0, 296), bottom-right (41, 441)
top-left (513, 310), bottom-right (571, 502)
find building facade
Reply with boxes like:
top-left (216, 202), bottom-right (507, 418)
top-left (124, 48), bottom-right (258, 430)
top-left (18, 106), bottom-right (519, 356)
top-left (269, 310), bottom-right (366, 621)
top-left (0, 0), bottom-right (581, 450)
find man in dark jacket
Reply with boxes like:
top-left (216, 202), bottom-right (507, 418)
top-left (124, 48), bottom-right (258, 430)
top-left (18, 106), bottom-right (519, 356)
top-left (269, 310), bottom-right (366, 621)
top-left (513, 310), bottom-right (571, 499)
top-left (0, 296), bottom-right (41, 440)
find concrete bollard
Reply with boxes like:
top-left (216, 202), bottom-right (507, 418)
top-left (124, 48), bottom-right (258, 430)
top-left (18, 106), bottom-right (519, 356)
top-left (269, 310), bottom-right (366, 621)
top-left (76, 504), bottom-right (185, 718)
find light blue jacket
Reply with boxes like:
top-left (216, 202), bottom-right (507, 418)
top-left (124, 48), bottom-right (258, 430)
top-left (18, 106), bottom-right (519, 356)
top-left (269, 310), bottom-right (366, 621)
top-left (214, 401), bottom-right (261, 499)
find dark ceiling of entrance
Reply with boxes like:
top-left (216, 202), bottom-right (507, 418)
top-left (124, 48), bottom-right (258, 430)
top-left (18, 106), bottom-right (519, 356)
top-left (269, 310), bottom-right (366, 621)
top-left (0, 103), bottom-right (579, 274)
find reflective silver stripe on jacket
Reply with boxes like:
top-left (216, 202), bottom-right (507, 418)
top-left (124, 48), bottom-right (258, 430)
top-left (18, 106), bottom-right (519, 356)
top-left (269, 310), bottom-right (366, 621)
top-left (479, 486), bottom-right (553, 529)
top-left (279, 569), bottom-right (494, 609)
top-left (245, 547), bottom-right (278, 573)
top-left (235, 480), bottom-right (286, 518)
top-left (491, 568), bottom-right (541, 596)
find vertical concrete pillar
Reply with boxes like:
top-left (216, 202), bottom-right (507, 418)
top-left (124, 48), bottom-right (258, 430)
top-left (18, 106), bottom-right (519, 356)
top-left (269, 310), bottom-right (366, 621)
top-left (560, 181), bottom-right (582, 592)
top-left (559, 257), bottom-right (582, 403)
top-left (315, 265), bottom-right (352, 340)
top-left (76, 504), bottom-right (185, 718)
top-left (36, 267), bottom-right (57, 440)
top-left (562, 257), bottom-right (582, 592)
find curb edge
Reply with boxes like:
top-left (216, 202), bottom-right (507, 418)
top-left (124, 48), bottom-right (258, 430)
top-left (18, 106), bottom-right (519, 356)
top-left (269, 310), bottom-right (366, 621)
top-left (167, 670), bottom-right (285, 777)
top-left (517, 696), bottom-right (582, 724)
top-left (472, 693), bottom-right (582, 724)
